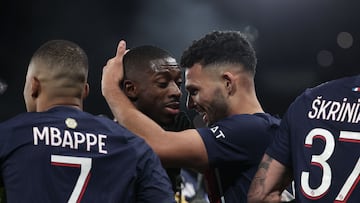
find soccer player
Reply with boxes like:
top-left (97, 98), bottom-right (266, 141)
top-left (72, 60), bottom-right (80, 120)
top-left (0, 40), bottom-right (175, 202)
top-left (121, 45), bottom-right (205, 202)
top-left (102, 31), bottom-right (281, 202)
top-left (248, 73), bottom-right (360, 202)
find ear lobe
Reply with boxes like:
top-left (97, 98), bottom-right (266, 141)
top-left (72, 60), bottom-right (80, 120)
top-left (31, 77), bottom-right (40, 98)
top-left (123, 80), bottom-right (138, 99)
top-left (83, 83), bottom-right (90, 99)
top-left (223, 72), bottom-right (235, 95)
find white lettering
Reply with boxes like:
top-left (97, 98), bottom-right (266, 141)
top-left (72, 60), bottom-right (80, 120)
top-left (86, 133), bottom-right (97, 152)
top-left (50, 127), bottom-right (62, 146)
top-left (210, 126), bottom-right (219, 133)
top-left (74, 132), bottom-right (85, 150)
top-left (216, 130), bottom-right (225, 139)
top-left (326, 101), bottom-right (341, 121)
top-left (32, 126), bottom-right (107, 154)
top-left (210, 126), bottom-right (225, 139)
top-left (33, 127), bottom-right (49, 145)
top-left (352, 100), bottom-right (360, 123)
top-left (98, 134), bottom-right (107, 154)
top-left (308, 96), bottom-right (321, 119)
top-left (62, 130), bottom-right (74, 149)
top-left (308, 96), bottom-right (360, 124)
top-left (317, 100), bottom-right (332, 120)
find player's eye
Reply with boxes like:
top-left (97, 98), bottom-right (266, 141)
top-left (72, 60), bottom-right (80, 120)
top-left (157, 82), bottom-right (168, 88)
top-left (176, 80), bottom-right (182, 88)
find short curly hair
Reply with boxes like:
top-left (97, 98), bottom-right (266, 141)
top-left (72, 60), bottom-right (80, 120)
top-left (180, 30), bottom-right (257, 75)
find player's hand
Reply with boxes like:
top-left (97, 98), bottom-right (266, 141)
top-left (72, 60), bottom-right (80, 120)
top-left (101, 40), bottom-right (127, 97)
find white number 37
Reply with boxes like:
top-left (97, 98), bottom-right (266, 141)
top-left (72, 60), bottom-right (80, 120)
top-left (301, 129), bottom-right (360, 202)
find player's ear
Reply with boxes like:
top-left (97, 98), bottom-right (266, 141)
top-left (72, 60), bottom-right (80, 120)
top-left (31, 76), bottom-right (40, 98)
top-left (223, 72), bottom-right (235, 95)
top-left (83, 83), bottom-right (89, 99)
top-left (123, 79), bottom-right (138, 100)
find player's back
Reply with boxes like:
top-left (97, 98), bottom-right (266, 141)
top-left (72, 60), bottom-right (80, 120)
top-left (284, 75), bottom-right (360, 202)
top-left (0, 106), bottom-right (174, 203)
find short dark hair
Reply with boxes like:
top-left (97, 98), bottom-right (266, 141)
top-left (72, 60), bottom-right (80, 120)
top-left (123, 45), bottom-right (174, 79)
top-left (31, 40), bottom-right (88, 83)
top-left (180, 30), bottom-right (257, 74)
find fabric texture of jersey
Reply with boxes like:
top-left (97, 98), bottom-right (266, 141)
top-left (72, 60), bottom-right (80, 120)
top-left (267, 75), bottom-right (360, 202)
top-left (0, 106), bottom-right (175, 203)
top-left (197, 113), bottom-right (280, 203)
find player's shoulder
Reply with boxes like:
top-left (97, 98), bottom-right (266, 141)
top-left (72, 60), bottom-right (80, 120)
top-left (306, 75), bottom-right (359, 94)
top-left (211, 113), bottom-right (280, 137)
top-left (224, 113), bottom-right (280, 127)
top-left (0, 112), bottom-right (39, 146)
top-left (0, 112), bottom-right (34, 130)
top-left (291, 75), bottom-right (359, 104)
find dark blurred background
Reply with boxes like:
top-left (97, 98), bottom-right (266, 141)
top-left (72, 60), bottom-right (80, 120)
top-left (1, 0), bottom-right (359, 122)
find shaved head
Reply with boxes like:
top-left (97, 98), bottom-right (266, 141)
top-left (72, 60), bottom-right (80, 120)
top-left (24, 40), bottom-right (89, 112)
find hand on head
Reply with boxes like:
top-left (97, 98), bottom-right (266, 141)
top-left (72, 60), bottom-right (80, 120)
top-left (101, 40), bottom-right (127, 97)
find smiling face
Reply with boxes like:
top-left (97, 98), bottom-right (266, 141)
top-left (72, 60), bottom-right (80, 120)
top-left (185, 63), bottom-right (229, 126)
top-left (130, 57), bottom-right (182, 126)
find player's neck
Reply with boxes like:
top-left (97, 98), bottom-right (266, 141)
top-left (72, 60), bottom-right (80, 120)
top-left (36, 97), bottom-right (83, 112)
top-left (232, 92), bottom-right (264, 115)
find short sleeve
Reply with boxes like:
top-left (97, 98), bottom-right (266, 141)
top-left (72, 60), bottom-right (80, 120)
top-left (266, 106), bottom-right (294, 167)
top-left (198, 114), bottom-right (275, 167)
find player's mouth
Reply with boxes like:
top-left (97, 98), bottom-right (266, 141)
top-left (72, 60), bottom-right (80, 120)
top-left (165, 102), bottom-right (180, 115)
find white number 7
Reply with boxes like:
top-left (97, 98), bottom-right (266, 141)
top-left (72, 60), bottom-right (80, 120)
top-left (51, 155), bottom-right (92, 203)
top-left (335, 131), bottom-right (360, 202)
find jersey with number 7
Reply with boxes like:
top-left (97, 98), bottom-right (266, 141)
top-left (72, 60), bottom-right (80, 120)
top-left (0, 106), bottom-right (175, 203)
top-left (267, 75), bottom-right (360, 202)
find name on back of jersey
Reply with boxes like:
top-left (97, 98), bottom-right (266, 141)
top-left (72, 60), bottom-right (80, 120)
top-left (308, 96), bottom-right (360, 124)
top-left (33, 126), bottom-right (108, 154)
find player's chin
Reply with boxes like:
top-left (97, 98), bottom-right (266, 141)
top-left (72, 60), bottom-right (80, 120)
top-left (160, 110), bottom-right (178, 121)
top-left (158, 115), bottom-right (176, 126)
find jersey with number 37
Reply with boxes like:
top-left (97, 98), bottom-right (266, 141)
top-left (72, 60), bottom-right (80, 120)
top-left (0, 106), bottom-right (174, 203)
top-left (267, 75), bottom-right (360, 202)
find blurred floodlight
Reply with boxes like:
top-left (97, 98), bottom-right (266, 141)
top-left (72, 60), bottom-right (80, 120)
top-left (317, 50), bottom-right (334, 67)
top-left (337, 32), bottom-right (353, 49)
top-left (0, 79), bottom-right (8, 95)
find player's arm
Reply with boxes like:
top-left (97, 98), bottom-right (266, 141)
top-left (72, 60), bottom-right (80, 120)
top-left (102, 40), bottom-right (208, 172)
top-left (247, 154), bottom-right (293, 203)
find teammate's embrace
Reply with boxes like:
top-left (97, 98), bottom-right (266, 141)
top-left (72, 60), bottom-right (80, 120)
top-left (0, 40), bottom-right (175, 203)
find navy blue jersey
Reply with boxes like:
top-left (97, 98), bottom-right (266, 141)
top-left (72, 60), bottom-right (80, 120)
top-left (197, 113), bottom-right (280, 203)
top-left (267, 75), bottom-right (360, 202)
top-left (0, 106), bottom-right (175, 203)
